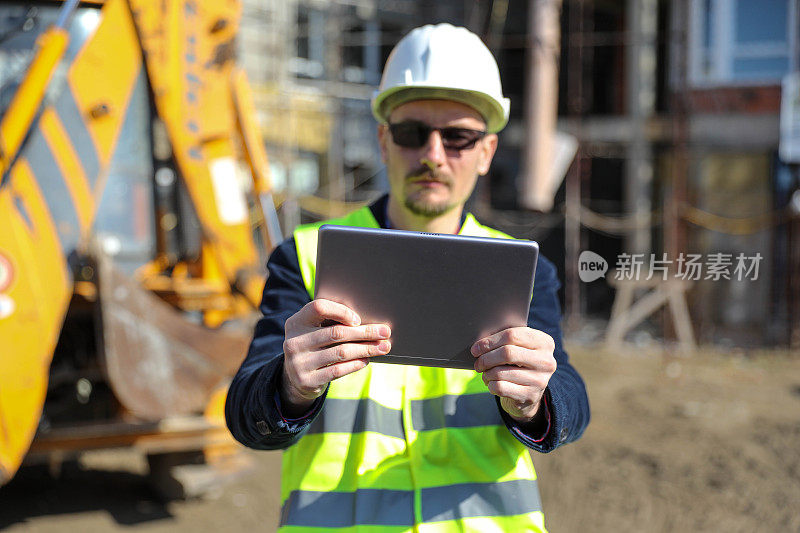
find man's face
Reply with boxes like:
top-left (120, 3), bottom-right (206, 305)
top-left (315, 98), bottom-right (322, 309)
top-left (377, 100), bottom-right (498, 219)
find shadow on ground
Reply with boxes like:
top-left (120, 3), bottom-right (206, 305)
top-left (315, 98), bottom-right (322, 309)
top-left (0, 462), bottom-right (173, 528)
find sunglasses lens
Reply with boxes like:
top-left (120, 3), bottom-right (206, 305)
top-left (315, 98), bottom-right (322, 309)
top-left (440, 128), bottom-right (484, 150)
top-left (388, 122), bottom-right (486, 151)
top-left (389, 122), bottom-right (429, 148)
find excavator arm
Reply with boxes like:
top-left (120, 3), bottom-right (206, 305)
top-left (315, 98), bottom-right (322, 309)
top-left (0, 0), bottom-right (279, 486)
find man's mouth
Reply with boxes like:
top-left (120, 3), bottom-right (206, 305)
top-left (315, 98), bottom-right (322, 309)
top-left (409, 176), bottom-right (449, 187)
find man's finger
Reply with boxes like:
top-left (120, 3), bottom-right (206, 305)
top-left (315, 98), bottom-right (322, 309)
top-left (289, 323), bottom-right (391, 352)
top-left (480, 365), bottom-right (543, 387)
top-left (484, 379), bottom-right (536, 405)
top-left (474, 345), bottom-right (557, 373)
top-left (316, 358), bottom-right (372, 384)
top-left (474, 345), bottom-right (531, 372)
top-left (298, 299), bottom-right (361, 327)
top-left (471, 327), bottom-right (553, 357)
top-left (315, 340), bottom-right (391, 369)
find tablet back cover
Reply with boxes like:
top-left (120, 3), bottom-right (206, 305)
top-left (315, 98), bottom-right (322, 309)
top-left (315, 225), bottom-right (539, 370)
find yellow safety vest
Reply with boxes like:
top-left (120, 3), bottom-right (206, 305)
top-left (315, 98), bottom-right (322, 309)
top-left (281, 206), bottom-right (546, 532)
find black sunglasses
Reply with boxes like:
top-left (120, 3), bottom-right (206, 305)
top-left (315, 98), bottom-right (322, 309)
top-left (387, 121), bottom-right (487, 151)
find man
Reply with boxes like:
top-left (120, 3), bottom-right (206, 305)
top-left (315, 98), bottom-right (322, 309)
top-left (226, 23), bottom-right (590, 531)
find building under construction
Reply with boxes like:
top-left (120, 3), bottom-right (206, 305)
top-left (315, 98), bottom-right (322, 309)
top-left (238, 0), bottom-right (800, 349)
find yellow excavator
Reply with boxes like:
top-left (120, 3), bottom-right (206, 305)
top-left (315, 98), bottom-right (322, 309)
top-left (0, 0), bottom-right (280, 494)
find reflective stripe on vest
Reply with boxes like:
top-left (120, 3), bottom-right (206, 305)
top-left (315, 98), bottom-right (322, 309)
top-left (305, 397), bottom-right (405, 439)
top-left (410, 392), bottom-right (504, 431)
top-left (282, 206), bottom-right (545, 532)
top-left (280, 479), bottom-right (542, 527)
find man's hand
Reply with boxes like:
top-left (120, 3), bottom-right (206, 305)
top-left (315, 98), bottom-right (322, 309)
top-left (471, 327), bottom-right (557, 422)
top-left (281, 299), bottom-right (391, 417)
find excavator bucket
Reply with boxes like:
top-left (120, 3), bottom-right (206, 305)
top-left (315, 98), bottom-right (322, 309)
top-left (96, 250), bottom-right (250, 420)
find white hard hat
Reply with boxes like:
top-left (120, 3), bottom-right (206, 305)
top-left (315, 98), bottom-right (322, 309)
top-left (372, 24), bottom-right (510, 133)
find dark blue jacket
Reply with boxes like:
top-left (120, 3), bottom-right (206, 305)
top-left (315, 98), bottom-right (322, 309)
top-left (226, 196), bottom-right (590, 453)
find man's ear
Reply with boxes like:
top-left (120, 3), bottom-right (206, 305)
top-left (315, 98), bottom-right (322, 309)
top-left (377, 124), bottom-right (389, 163)
top-left (477, 133), bottom-right (498, 176)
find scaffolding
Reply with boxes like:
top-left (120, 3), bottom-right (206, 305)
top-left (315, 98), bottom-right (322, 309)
top-left (237, 0), bottom-right (800, 348)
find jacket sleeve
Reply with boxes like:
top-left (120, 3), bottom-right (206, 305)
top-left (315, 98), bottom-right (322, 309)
top-left (224, 238), bottom-right (323, 450)
top-left (498, 255), bottom-right (591, 453)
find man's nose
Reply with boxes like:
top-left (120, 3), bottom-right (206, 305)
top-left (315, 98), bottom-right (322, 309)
top-left (420, 130), bottom-right (447, 169)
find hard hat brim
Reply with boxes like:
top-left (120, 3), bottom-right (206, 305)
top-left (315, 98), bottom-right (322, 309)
top-left (372, 86), bottom-right (510, 134)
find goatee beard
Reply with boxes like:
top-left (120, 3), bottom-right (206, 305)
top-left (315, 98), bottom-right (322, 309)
top-left (403, 166), bottom-right (454, 217)
top-left (404, 196), bottom-right (455, 217)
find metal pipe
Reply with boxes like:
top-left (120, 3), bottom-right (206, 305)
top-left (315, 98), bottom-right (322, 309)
top-left (520, 0), bottom-right (563, 212)
top-left (55, 0), bottom-right (81, 29)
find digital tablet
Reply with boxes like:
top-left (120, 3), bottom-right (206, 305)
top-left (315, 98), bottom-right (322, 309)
top-left (314, 225), bottom-right (539, 370)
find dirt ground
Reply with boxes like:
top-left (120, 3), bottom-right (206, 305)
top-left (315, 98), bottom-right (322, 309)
top-left (2, 344), bottom-right (799, 533)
